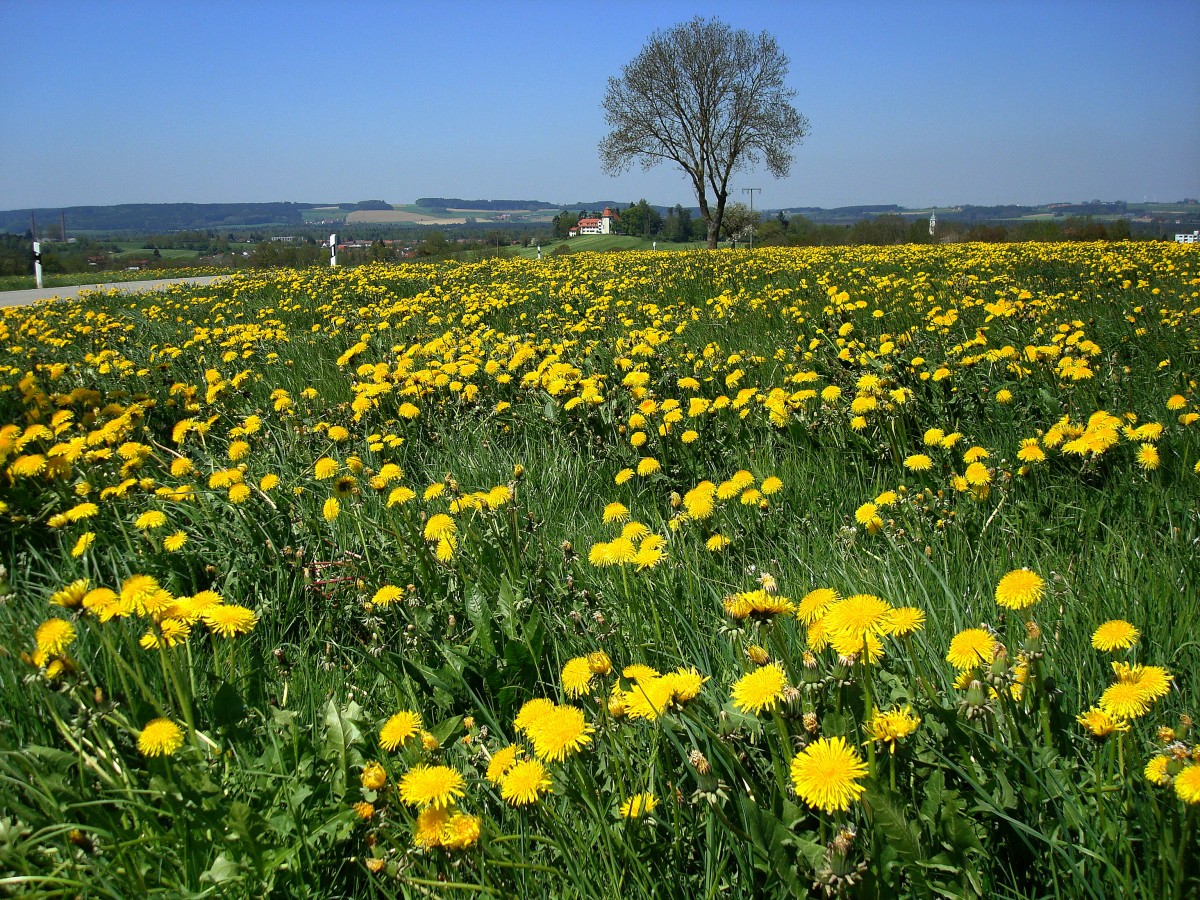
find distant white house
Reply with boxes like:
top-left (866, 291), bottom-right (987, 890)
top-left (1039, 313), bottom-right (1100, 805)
top-left (574, 207), bottom-right (619, 236)
top-left (1176, 230), bottom-right (1199, 243)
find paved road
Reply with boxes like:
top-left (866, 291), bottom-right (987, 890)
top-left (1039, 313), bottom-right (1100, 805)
top-left (0, 275), bottom-right (231, 309)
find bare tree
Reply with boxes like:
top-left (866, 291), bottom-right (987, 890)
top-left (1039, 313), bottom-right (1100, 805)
top-left (600, 17), bottom-right (809, 250)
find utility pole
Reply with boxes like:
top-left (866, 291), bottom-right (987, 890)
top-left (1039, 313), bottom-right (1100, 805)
top-left (742, 187), bottom-right (761, 249)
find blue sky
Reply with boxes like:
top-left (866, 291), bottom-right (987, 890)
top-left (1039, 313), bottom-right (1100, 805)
top-left (1, 0), bottom-right (1197, 211)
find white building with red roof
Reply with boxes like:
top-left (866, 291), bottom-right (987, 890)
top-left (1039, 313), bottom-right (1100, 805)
top-left (574, 207), bottom-right (619, 236)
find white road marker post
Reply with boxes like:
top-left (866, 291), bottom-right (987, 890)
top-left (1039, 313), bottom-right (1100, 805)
top-left (33, 241), bottom-right (43, 289)
top-left (330, 234), bottom-right (338, 267)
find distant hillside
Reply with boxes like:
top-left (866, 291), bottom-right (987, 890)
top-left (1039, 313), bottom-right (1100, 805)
top-left (0, 202), bottom-right (313, 234)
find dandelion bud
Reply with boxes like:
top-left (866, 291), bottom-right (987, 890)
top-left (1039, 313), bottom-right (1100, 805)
top-left (831, 827), bottom-right (856, 856)
top-left (360, 762), bottom-right (387, 791)
top-left (447, 614), bottom-right (456, 630)
top-left (512, 464), bottom-right (525, 480)
top-left (1025, 621), bottom-right (1042, 641)
top-left (746, 645), bottom-right (771, 666)
top-left (365, 858), bottom-right (385, 874)
top-left (353, 801), bottom-right (375, 820)
top-left (803, 711), bottom-right (819, 733)
top-left (802, 651), bottom-right (818, 669)
top-left (561, 540), bottom-right (573, 554)
top-left (1158, 726), bottom-right (1177, 744)
top-left (593, 612), bottom-right (605, 626)
top-left (669, 491), bottom-right (682, 509)
top-left (94, 686), bottom-right (105, 705)
top-left (463, 716), bottom-right (475, 730)
top-left (421, 731), bottom-right (439, 751)
top-left (688, 749), bottom-right (711, 775)
top-left (587, 651), bottom-right (612, 675)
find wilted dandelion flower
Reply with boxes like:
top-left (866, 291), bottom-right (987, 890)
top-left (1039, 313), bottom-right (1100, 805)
top-left (790, 736), bottom-right (869, 813)
top-left (620, 792), bottom-right (659, 819)
top-left (398, 764), bottom-right (466, 809)
top-left (1091, 620), bottom-right (1140, 651)
top-left (500, 758), bottom-right (552, 806)
top-left (138, 717), bottom-right (185, 758)
top-left (730, 662), bottom-right (788, 715)
top-left (380, 711), bottom-right (422, 751)
top-left (946, 628), bottom-right (997, 670)
top-left (995, 568), bottom-right (1045, 611)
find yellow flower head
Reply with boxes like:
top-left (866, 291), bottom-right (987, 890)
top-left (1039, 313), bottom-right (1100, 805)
top-left (138, 717), bottom-right (185, 758)
top-left (380, 711), bottom-right (422, 751)
top-left (397, 764), bottom-right (466, 809)
top-left (730, 662), bottom-right (788, 715)
top-left (619, 792), bottom-right (659, 819)
top-left (994, 568), bottom-right (1045, 611)
top-left (500, 758), bottom-right (553, 806)
top-left (1091, 619), bottom-right (1139, 652)
top-left (790, 736), bottom-right (869, 813)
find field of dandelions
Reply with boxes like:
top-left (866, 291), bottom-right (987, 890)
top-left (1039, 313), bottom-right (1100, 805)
top-left (1, 242), bottom-right (1197, 898)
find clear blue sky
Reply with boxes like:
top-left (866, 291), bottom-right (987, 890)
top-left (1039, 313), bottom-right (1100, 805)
top-left (1, 0), bottom-right (1197, 211)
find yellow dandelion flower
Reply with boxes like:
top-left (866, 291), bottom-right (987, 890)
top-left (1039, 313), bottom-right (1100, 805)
top-left (513, 698), bottom-right (556, 735)
top-left (371, 585), bottom-right (403, 606)
top-left (486, 745), bottom-right (522, 785)
top-left (413, 805), bottom-right (449, 849)
top-left (398, 764), bottom-right (466, 809)
top-left (314, 457), bottom-right (338, 479)
top-left (964, 462), bottom-right (991, 486)
top-left (619, 792), bottom-right (658, 819)
top-left (360, 761), bottom-right (387, 791)
top-left (1091, 619), bottom-right (1139, 651)
top-left (380, 711), bottom-right (422, 751)
top-left (49, 579), bottom-right (89, 608)
top-left (603, 502), bottom-right (630, 523)
top-left (441, 812), bottom-right (481, 850)
top-left (322, 497), bottom-right (340, 522)
top-left (1144, 755), bottom-right (1172, 786)
top-left (201, 604), bottom-right (258, 637)
top-left (730, 662), bottom-right (788, 715)
top-left (1136, 443), bottom-right (1160, 471)
top-left (995, 568), bottom-right (1045, 611)
top-left (35, 618), bottom-right (76, 656)
top-left (864, 705), bottom-right (921, 752)
top-left (527, 705), bottom-right (594, 762)
top-left (424, 513), bottom-right (456, 542)
top-left (888, 606), bottom-right (926, 636)
top-left (1098, 681), bottom-right (1151, 720)
top-left (946, 628), bottom-right (997, 670)
top-left (637, 457), bottom-right (660, 477)
top-left (228, 483), bottom-right (251, 504)
top-left (71, 532), bottom-right (95, 557)
top-left (562, 656), bottom-right (595, 698)
top-left (614, 468), bottom-right (634, 485)
top-left (137, 717), bottom-right (185, 758)
top-left (790, 736), bottom-right (869, 813)
top-left (760, 476), bottom-right (783, 495)
top-left (163, 531), bottom-right (188, 552)
top-left (500, 758), bottom-right (553, 806)
top-left (135, 510), bottom-right (168, 530)
top-left (1173, 766), bottom-right (1200, 804)
top-left (1077, 707), bottom-right (1130, 738)
top-left (706, 534), bottom-right (731, 552)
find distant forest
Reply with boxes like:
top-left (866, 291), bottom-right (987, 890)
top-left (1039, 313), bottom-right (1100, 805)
top-left (415, 199), bottom-right (563, 211)
top-left (0, 203), bottom-right (313, 234)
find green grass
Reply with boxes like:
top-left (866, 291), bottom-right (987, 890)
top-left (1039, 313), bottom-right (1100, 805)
top-left (0, 244), bottom-right (1197, 898)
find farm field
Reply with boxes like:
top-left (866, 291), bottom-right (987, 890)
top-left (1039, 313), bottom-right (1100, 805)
top-left (0, 243), bottom-right (1198, 897)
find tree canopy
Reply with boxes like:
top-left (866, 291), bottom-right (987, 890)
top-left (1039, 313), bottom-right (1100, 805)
top-left (599, 17), bottom-right (809, 249)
